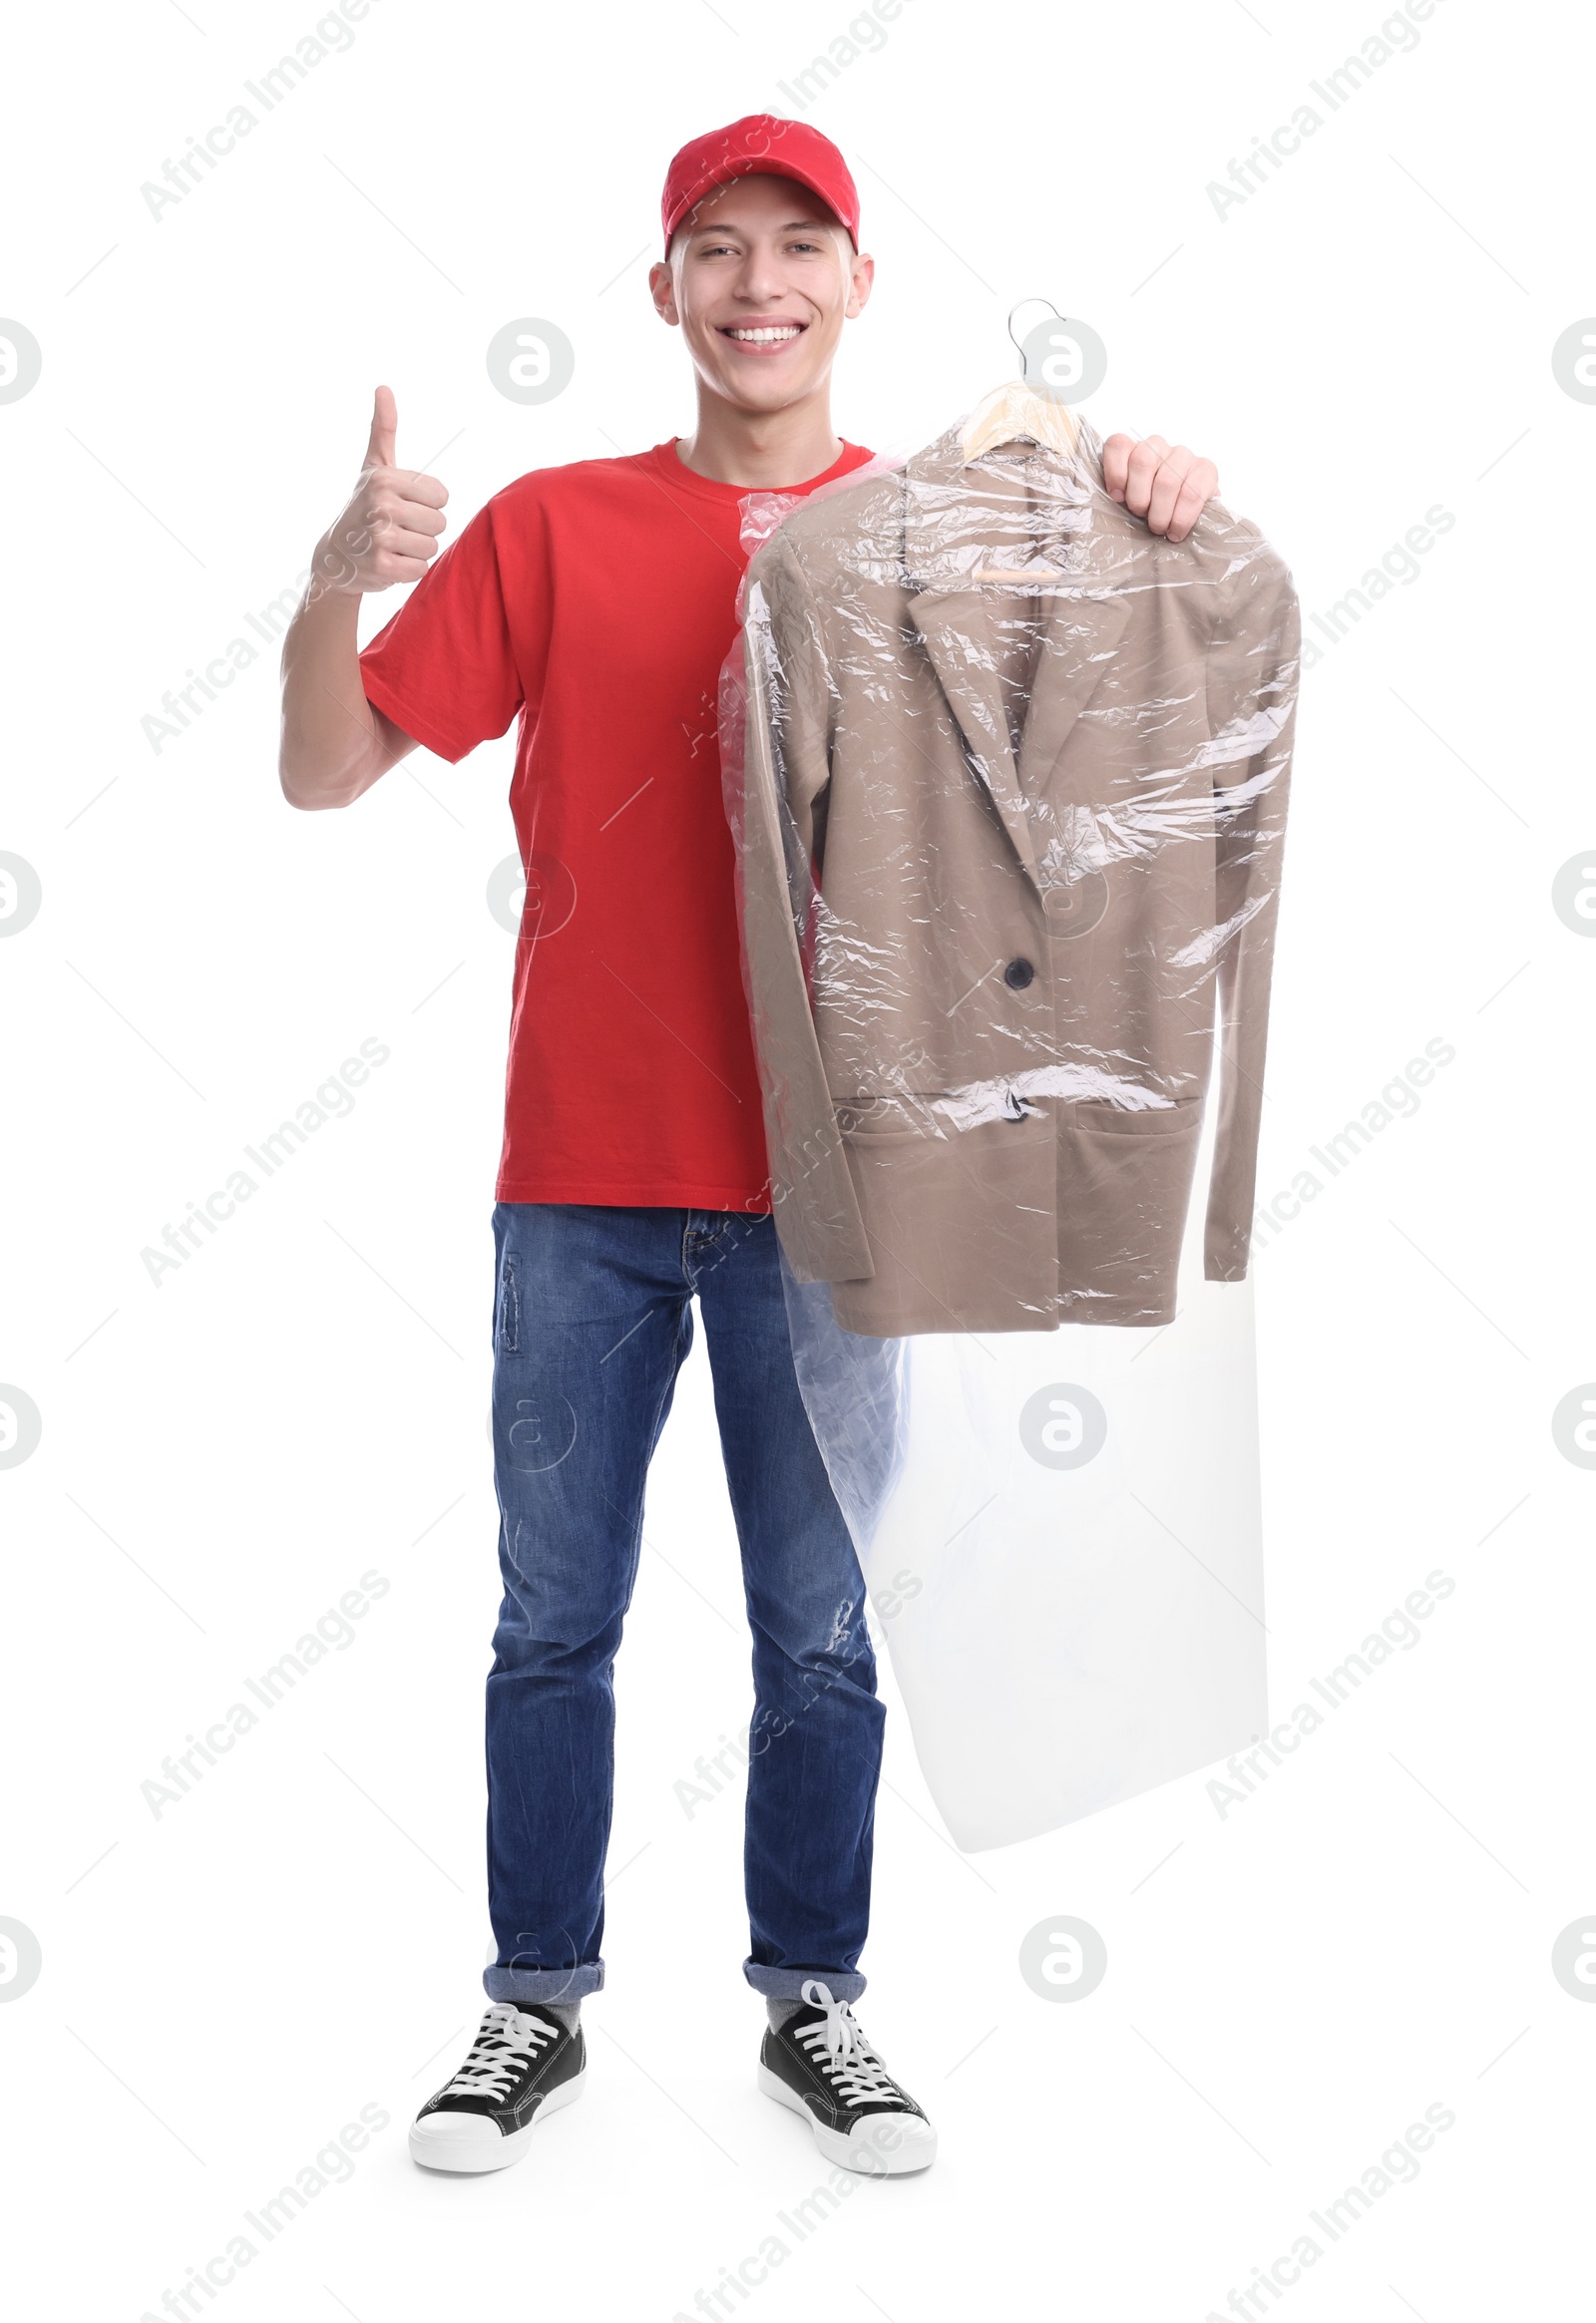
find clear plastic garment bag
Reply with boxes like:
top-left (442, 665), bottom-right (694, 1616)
top-left (719, 409), bottom-right (1299, 1850)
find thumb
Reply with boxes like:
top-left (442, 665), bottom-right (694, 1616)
top-left (364, 383), bottom-right (397, 470)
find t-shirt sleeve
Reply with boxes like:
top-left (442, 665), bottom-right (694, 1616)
top-left (358, 497), bottom-right (524, 764)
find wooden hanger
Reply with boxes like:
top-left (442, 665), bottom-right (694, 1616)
top-left (964, 384), bottom-right (1077, 581)
top-left (961, 377), bottom-right (1080, 466)
top-left (963, 302), bottom-right (1083, 582)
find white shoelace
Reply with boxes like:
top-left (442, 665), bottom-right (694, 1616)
top-left (441, 2004), bottom-right (557, 2102)
top-left (795, 1979), bottom-right (901, 2109)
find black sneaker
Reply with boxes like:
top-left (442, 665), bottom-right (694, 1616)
top-left (759, 1980), bottom-right (937, 2175)
top-left (409, 2002), bottom-right (586, 2173)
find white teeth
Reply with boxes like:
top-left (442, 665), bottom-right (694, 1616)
top-left (726, 326), bottom-right (802, 343)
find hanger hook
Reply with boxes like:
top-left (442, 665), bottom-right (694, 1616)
top-left (1006, 297), bottom-right (1062, 358)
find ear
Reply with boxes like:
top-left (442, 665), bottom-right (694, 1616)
top-left (648, 258), bottom-right (680, 327)
top-left (844, 250), bottom-right (875, 321)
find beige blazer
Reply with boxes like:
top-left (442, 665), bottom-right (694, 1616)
top-left (734, 420), bottom-right (1299, 1335)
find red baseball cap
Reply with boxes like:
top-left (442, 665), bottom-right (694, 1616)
top-left (660, 114), bottom-right (861, 256)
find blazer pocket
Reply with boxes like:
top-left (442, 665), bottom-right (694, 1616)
top-left (1066, 1098), bottom-right (1203, 1138)
top-left (834, 1096), bottom-right (952, 1144)
top-left (1055, 1098), bottom-right (1206, 1323)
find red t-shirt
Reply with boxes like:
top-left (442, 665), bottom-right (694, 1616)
top-left (360, 435), bottom-right (875, 1210)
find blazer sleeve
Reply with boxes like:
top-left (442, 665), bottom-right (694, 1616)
top-left (737, 534), bottom-right (875, 1286)
top-left (1202, 537), bottom-right (1300, 1281)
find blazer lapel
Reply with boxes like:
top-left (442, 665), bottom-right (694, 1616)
top-left (898, 431), bottom-right (1133, 894)
top-left (1015, 588), bottom-right (1133, 799)
top-left (906, 588), bottom-right (1043, 894)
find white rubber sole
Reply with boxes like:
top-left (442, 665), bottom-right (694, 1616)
top-left (408, 2068), bottom-right (586, 2173)
top-left (758, 2063), bottom-right (937, 2175)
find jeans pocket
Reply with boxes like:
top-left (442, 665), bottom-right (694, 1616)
top-left (495, 1247), bottom-right (520, 1354)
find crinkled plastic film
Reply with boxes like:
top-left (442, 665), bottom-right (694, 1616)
top-left (719, 413), bottom-right (1299, 1850)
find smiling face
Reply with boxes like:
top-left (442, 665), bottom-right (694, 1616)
top-left (649, 172), bottom-right (873, 415)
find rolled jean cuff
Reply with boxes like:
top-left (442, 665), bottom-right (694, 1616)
top-left (485, 1960), bottom-right (604, 2004)
top-left (743, 1956), bottom-right (866, 2005)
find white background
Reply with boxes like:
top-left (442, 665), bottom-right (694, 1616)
top-left (3, 0), bottom-right (1593, 2315)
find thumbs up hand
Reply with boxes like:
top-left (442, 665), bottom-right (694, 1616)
top-left (314, 386), bottom-right (450, 594)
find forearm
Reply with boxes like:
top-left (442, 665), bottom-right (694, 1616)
top-left (277, 567), bottom-right (412, 810)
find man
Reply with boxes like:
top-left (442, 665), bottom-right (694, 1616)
top-left (277, 113), bottom-right (1223, 2178)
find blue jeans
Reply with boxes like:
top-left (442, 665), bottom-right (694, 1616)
top-left (482, 1203), bottom-right (883, 2007)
